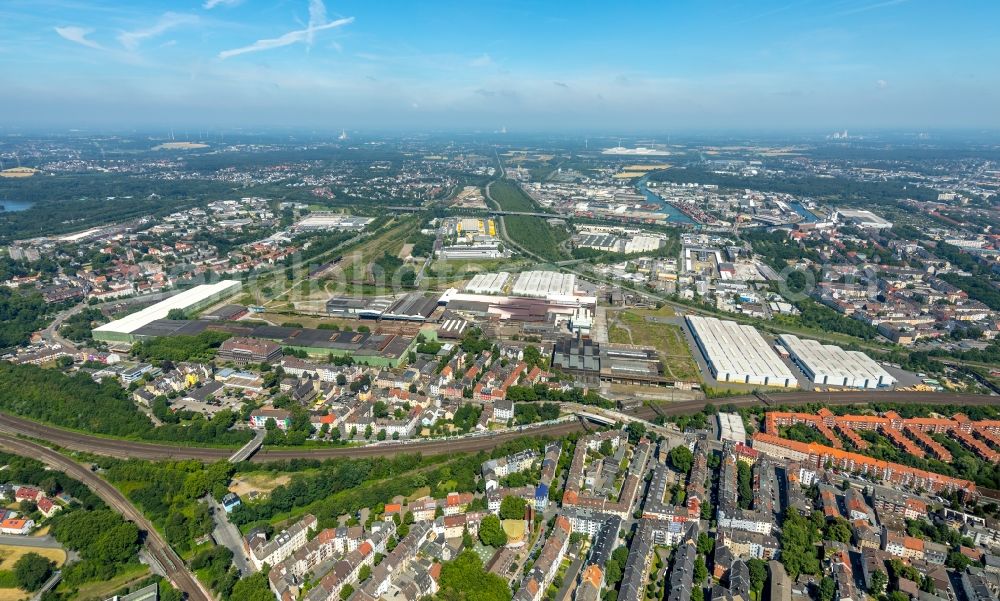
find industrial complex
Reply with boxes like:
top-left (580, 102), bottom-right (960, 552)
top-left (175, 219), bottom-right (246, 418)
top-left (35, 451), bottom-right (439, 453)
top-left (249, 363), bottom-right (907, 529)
top-left (511, 271), bottom-right (577, 299)
top-left (92, 280), bottom-right (242, 343)
top-left (464, 272), bottom-right (511, 295)
top-left (778, 334), bottom-right (896, 389)
top-left (686, 316), bottom-right (797, 387)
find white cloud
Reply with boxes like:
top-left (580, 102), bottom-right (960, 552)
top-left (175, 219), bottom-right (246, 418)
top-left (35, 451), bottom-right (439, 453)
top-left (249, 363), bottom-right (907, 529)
top-left (54, 26), bottom-right (104, 50)
top-left (469, 54), bottom-right (493, 68)
top-left (219, 0), bottom-right (353, 60)
top-left (307, 0), bottom-right (327, 45)
top-left (118, 12), bottom-right (198, 52)
top-left (876, 79), bottom-right (888, 89)
top-left (203, 0), bottom-right (243, 8)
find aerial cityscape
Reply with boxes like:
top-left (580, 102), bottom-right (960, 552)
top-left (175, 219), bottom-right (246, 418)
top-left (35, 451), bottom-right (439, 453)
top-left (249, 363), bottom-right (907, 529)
top-left (1, 2), bottom-right (999, 601)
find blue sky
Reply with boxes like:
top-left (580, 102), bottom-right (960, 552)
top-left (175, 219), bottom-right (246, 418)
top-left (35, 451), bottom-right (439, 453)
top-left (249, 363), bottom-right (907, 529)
top-left (1, 0), bottom-right (998, 132)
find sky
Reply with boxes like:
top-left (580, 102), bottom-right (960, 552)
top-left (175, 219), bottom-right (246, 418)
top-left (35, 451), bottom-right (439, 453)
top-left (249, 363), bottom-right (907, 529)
top-left (1, 0), bottom-right (998, 132)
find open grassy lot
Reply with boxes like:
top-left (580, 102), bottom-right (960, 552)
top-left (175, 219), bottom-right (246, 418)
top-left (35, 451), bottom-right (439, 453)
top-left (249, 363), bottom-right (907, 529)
top-left (0, 589), bottom-right (25, 601)
top-left (489, 180), bottom-right (540, 212)
top-left (229, 473), bottom-right (294, 498)
top-left (609, 309), bottom-right (700, 383)
top-left (0, 546), bottom-right (66, 571)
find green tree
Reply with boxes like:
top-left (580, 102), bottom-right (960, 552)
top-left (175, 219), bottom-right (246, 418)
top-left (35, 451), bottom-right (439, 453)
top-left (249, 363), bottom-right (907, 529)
top-left (599, 440), bottom-right (613, 456)
top-left (438, 550), bottom-right (511, 601)
top-left (747, 558), bottom-right (767, 592)
top-left (668, 445), bottom-right (694, 474)
top-left (230, 573), bottom-right (275, 601)
top-left (818, 576), bottom-right (835, 601)
top-left (94, 522), bottom-right (141, 564)
top-left (823, 517), bottom-right (852, 544)
top-left (604, 558), bottom-right (622, 584)
top-left (697, 532), bottom-right (714, 555)
top-left (737, 462), bottom-right (753, 509)
top-left (626, 422), bottom-right (646, 443)
top-left (358, 564), bottom-right (371, 582)
top-left (479, 514), bottom-right (508, 548)
top-left (869, 569), bottom-right (887, 596)
top-left (693, 555), bottom-right (707, 583)
top-left (14, 553), bottom-right (54, 591)
top-left (779, 510), bottom-right (821, 580)
top-left (499, 496), bottom-right (527, 520)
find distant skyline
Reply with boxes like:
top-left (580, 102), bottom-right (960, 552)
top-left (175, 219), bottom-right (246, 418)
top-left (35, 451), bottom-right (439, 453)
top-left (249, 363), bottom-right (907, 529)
top-left (1, 0), bottom-right (999, 131)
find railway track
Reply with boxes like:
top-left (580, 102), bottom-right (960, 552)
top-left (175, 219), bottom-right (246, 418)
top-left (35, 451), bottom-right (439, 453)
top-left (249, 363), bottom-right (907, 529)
top-left (0, 434), bottom-right (211, 601)
top-left (0, 391), bottom-right (995, 463)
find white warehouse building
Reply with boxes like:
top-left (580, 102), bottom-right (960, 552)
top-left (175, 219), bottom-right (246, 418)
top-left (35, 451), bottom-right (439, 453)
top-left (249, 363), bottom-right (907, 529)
top-left (92, 280), bottom-right (242, 343)
top-left (687, 316), bottom-right (798, 387)
top-left (465, 272), bottom-right (510, 295)
top-left (778, 334), bottom-right (896, 389)
top-left (511, 271), bottom-right (577, 299)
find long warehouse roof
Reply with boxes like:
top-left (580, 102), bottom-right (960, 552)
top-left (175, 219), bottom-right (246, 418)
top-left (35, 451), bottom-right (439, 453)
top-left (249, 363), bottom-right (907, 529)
top-left (465, 272), bottom-right (510, 294)
top-left (778, 334), bottom-right (896, 385)
top-left (512, 271), bottom-right (576, 297)
top-left (687, 316), bottom-right (796, 382)
top-left (93, 280), bottom-right (242, 335)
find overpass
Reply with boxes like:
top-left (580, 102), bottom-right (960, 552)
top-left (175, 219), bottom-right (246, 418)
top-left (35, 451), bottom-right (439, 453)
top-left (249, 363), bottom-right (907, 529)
top-left (576, 411), bottom-right (617, 426)
top-left (229, 429), bottom-right (265, 463)
top-left (566, 403), bottom-right (682, 440)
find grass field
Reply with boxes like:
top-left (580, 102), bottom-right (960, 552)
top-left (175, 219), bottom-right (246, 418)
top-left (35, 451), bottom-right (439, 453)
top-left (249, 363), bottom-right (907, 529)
top-left (608, 309), bottom-right (700, 383)
top-left (0, 546), bottom-right (66, 571)
top-left (489, 180), bottom-right (540, 212)
top-left (504, 215), bottom-right (570, 262)
top-left (337, 217), bottom-right (420, 284)
top-left (0, 545), bottom-right (67, 601)
top-left (229, 473), bottom-right (293, 497)
top-left (0, 589), bottom-right (25, 601)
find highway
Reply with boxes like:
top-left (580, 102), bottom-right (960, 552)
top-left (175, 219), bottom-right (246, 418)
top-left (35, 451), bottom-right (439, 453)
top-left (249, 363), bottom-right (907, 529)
top-left (0, 433), bottom-right (212, 601)
top-left (0, 390), bottom-right (996, 463)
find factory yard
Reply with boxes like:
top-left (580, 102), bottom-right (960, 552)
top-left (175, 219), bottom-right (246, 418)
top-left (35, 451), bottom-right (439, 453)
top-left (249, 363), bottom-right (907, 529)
top-left (608, 308), bottom-right (701, 383)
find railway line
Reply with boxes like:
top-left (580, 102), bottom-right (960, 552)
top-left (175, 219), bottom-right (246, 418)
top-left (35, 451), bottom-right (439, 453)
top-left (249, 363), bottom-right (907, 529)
top-left (0, 390), bottom-right (996, 596)
top-left (0, 391), bottom-right (995, 463)
top-left (0, 434), bottom-right (211, 601)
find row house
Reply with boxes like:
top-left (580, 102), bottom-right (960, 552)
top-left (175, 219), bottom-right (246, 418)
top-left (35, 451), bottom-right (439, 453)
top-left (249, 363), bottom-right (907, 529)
top-left (245, 514), bottom-right (317, 571)
top-left (513, 516), bottom-right (572, 601)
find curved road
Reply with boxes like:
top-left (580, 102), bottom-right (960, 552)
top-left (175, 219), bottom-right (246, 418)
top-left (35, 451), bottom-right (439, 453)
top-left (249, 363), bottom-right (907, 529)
top-left (0, 434), bottom-right (211, 601)
top-left (0, 391), bottom-right (996, 463)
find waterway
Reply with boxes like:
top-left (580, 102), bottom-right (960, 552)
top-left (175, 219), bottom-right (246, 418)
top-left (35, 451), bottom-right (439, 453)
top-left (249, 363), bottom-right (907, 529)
top-left (790, 201), bottom-right (818, 223)
top-left (636, 177), bottom-right (695, 224)
top-left (0, 200), bottom-right (33, 212)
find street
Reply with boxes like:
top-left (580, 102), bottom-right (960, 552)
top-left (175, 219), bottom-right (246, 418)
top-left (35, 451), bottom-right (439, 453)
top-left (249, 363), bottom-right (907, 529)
top-left (207, 497), bottom-right (253, 576)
